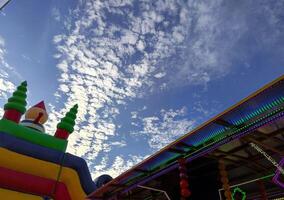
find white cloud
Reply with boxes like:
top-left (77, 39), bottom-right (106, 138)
top-left (0, 78), bottom-right (14, 97)
top-left (21, 54), bottom-right (31, 62)
top-left (154, 72), bottom-right (166, 79)
top-left (111, 140), bottom-right (127, 147)
top-left (132, 107), bottom-right (195, 150)
top-left (91, 154), bottom-right (148, 178)
top-left (121, 31), bottom-right (138, 45)
top-left (131, 111), bottom-right (138, 119)
top-left (50, 0), bottom-right (194, 178)
top-left (51, 7), bottom-right (61, 21)
top-left (0, 36), bottom-right (16, 100)
top-left (49, 0), bottom-right (284, 178)
top-left (136, 40), bottom-right (145, 51)
top-left (168, 0), bottom-right (284, 86)
top-left (49, 0), bottom-right (211, 178)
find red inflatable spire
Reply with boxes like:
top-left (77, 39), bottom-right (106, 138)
top-left (33, 101), bottom-right (46, 111)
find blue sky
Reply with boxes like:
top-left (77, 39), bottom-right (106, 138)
top-left (0, 0), bottom-right (284, 178)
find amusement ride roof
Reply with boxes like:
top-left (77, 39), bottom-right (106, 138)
top-left (88, 75), bottom-right (284, 199)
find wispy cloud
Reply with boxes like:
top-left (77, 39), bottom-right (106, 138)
top-left (132, 107), bottom-right (195, 150)
top-left (51, 7), bottom-right (61, 22)
top-left (161, 0), bottom-right (284, 87)
top-left (0, 36), bottom-right (16, 116)
top-left (91, 154), bottom-right (148, 178)
top-left (48, 0), bottom-right (284, 178)
top-left (49, 0), bottom-right (199, 177)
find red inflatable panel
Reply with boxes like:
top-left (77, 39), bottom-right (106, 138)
top-left (0, 166), bottom-right (71, 200)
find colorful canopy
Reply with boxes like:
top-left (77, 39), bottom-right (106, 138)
top-left (88, 75), bottom-right (284, 199)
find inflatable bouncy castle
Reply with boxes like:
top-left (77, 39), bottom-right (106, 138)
top-left (0, 81), bottom-right (112, 199)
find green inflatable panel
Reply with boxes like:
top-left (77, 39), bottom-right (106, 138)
top-left (0, 119), bottom-right (67, 152)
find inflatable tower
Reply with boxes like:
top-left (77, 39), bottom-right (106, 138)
top-left (0, 81), bottom-right (112, 200)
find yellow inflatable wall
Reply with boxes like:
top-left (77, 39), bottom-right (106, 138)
top-left (0, 148), bottom-right (86, 200)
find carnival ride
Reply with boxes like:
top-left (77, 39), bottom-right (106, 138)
top-left (88, 75), bottom-right (284, 200)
